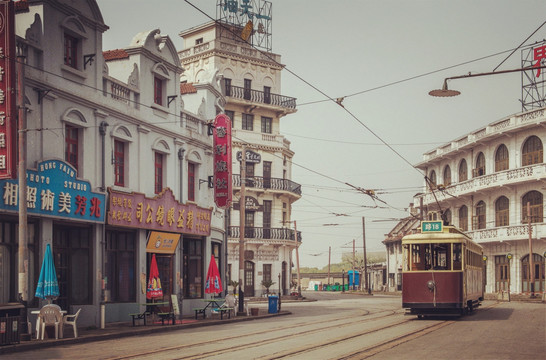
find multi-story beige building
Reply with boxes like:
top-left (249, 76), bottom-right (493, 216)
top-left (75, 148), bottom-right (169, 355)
top-left (179, 21), bottom-right (301, 296)
top-left (414, 107), bottom-right (546, 295)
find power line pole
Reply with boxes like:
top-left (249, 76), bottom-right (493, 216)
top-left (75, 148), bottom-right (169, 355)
top-left (328, 246), bottom-right (331, 286)
top-left (363, 217), bottom-right (370, 294)
top-left (527, 202), bottom-right (535, 298)
top-left (352, 239), bottom-right (355, 290)
top-left (294, 220), bottom-right (301, 297)
top-left (238, 145), bottom-right (246, 315)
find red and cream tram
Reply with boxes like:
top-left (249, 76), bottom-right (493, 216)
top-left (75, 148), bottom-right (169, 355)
top-left (402, 221), bottom-right (484, 317)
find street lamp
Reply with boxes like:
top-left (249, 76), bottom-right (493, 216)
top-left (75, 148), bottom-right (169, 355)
top-left (429, 65), bottom-right (546, 97)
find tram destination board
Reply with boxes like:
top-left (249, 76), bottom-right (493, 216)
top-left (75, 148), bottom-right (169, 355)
top-left (421, 220), bottom-right (443, 233)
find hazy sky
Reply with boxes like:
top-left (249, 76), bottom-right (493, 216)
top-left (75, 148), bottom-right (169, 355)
top-left (96, 0), bottom-right (546, 267)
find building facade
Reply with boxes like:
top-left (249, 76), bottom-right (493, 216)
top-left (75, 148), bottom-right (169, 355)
top-left (413, 107), bottom-right (546, 295)
top-left (0, 0), bottom-right (223, 327)
top-left (179, 21), bottom-right (302, 297)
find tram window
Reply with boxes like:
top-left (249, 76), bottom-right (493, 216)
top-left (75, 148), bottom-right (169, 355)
top-left (453, 243), bottom-right (462, 270)
top-left (411, 244), bottom-right (426, 270)
top-left (403, 245), bottom-right (410, 271)
top-left (432, 244), bottom-right (451, 270)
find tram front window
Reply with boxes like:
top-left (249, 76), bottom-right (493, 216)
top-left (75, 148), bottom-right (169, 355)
top-left (410, 243), bottom-right (452, 270)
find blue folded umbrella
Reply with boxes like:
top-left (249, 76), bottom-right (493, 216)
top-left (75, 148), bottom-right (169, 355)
top-left (35, 243), bottom-right (60, 301)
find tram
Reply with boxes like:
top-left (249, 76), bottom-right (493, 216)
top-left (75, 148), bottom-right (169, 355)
top-left (402, 221), bottom-right (484, 317)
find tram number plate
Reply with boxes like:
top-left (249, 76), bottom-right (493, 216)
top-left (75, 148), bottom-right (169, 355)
top-left (421, 220), bottom-right (443, 233)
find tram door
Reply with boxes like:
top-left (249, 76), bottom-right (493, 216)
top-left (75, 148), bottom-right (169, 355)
top-left (495, 255), bottom-right (510, 292)
top-left (522, 254), bottom-right (545, 292)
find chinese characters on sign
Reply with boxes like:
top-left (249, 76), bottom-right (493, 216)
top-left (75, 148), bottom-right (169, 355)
top-left (0, 2), bottom-right (16, 179)
top-left (421, 221), bottom-right (443, 233)
top-left (0, 159), bottom-right (106, 222)
top-left (107, 188), bottom-right (213, 236)
top-left (533, 44), bottom-right (546, 77)
top-left (213, 114), bottom-right (232, 209)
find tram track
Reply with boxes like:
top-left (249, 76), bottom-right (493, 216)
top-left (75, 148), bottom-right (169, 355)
top-left (105, 308), bottom-right (402, 360)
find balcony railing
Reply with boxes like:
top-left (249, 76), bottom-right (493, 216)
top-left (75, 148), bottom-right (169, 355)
top-left (225, 85), bottom-right (296, 110)
top-left (233, 174), bottom-right (302, 196)
top-left (229, 226), bottom-right (302, 242)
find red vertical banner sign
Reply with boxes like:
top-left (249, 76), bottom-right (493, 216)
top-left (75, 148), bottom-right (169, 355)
top-left (0, 1), bottom-right (15, 179)
top-left (213, 114), bottom-right (232, 208)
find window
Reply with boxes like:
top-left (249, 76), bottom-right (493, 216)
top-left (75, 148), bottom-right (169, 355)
top-left (428, 170), bottom-right (436, 188)
top-left (224, 78), bottom-right (232, 97)
top-left (261, 117), bottom-right (272, 134)
top-left (495, 196), bottom-right (509, 227)
top-left (473, 152), bottom-right (485, 177)
top-left (105, 231), bottom-right (136, 302)
top-left (474, 200), bottom-right (486, 230)
top-left (459, 159), bottom-right (468, 182)
top-left (225, 110), bottom-right (234, 128)
top-left (65, 125), bottom-right (79, 171)
top-left (263, 200), bottom-right (272, 238)
top-left (264, 86), bottom-right (271, 104)
top-left (443, 165), bottom-right (451, 186)
top-left (64, 33), bottom-right (78, 68)
top-left (114, 140), bottom-right (125, 187)
top-left (522, 135), bottom-right (543, 166)
top-left (522, 190), bottom-right (543, 223)
top-left (154, 152), bottom-right (163, 194)
top-left (195, 37), bottom-right (203, 45)
top-left (459, 205), bottom-right (468, 231)
top-left (245, 162), bottom-right (255, 187)
top-left (188, 162), bottom-right (196, 201)
top-left (244, 78), bottom-right (251, 100)
top-left (495, 144), bottom-right (509, 172)
top-left (443, 209), bottom-right (452, 226)
top-left (183, 238), bottom-right (203, 298)
top-left (263, 264), bottom-right (272, 283)
top-left (242, 113), bottom-right (254, 131)
top-left (154, 77), bottom-right (163, 105)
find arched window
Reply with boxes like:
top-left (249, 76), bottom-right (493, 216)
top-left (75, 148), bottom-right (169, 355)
top-left (521, 253), bottom-right (545, 293)
top-left (459, 159), bottom-right (468, 182)
top-left (443, 165), bottom-right (451, 186)
top-left (443, 209), bottom-right (452, 226)
top-left (495, 144), bottom-right (509, 172)
top-left (474, 152), bottom-right (485, 177)
top-left (522, 136), bottom-right (543, 166)
top-left (495, 196), bottom-right (509, 227)
top-left (522, 191), bottom-right (543, 223)
top-left (474, 200), bottom-right (486, 229)
top-left (458, 205), bottom-right (468, 231)
top-left (428, 170), bottom-right (437, 189)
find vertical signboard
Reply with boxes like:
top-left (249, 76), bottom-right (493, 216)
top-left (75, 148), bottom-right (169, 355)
top-left (0, 1), bottom-right (15, 179)
top-left (213, 114), bottom-right (232, 208)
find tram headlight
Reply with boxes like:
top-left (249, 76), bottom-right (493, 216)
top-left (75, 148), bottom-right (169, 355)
top-left (427, 280), bottom-right (436, 292)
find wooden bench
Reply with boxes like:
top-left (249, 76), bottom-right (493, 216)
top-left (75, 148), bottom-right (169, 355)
top-left (193, 307), bottom-right (207, 319)
top-left (157, 311), bottom-right (175, 325)
top-left (214, 307), bottom-right (234, 320)
top-left (129, 311), bottom-right (150, 326)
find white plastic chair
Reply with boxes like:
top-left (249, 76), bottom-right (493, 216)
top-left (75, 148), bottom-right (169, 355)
top-left (38, 304), bottom-right (63, 340)
top-left (63, 308), bottom-right (81, 338)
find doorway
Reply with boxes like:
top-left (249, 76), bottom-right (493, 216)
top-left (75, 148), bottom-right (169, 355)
top-left (244, 261), bottom-right (254, 297)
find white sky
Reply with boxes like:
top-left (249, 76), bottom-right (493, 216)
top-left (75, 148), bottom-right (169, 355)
top-left (96, 0), bottom-right (546, 267)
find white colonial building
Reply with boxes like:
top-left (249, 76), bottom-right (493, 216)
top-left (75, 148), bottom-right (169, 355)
top-left (414, 107), bottom-right (546, 295)
top-left (179, 21), bottom-right (301, 297)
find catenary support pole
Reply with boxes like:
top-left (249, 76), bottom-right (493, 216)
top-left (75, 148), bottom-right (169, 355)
top-left (294, 221), bottom-right (301, 297)
top-left (527, 202), bottom-right (535, 297)
top-left (238, 145), bottom-right (246, 315)
top-left (363, 217), bottom-right (370, 294)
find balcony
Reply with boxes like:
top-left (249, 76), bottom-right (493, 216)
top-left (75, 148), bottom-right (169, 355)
top-left (225, 85), bottom-right (296, 111)
top-left (233, 174), bottom-right (302, 197)
top-left (467, 222), bottom-right (546, 243)
top-left (229, 226), bottom-right (302, 242)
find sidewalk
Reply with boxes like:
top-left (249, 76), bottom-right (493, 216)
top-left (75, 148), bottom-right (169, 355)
top-left (0, 309), bottom-right (291, 355)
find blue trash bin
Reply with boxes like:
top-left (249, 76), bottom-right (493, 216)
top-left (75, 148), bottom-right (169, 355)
top-left (268, 295), bottom-right (279, 314)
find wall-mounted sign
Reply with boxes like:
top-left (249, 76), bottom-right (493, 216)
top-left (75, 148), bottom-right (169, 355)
top-left (233, 196), bottom-right (263, 211)
top-left (213, 114), bottom-right (232, 209)
top-left (0, 2), bottom-right (16, 179)
top-left (0, 159), bottom-right (106, 223)
top-left (236, 149), bottom-right (261, 164)
top-left (146, 231), bottom-right (181, 254)
top-left (108, 188), bottom-right (212, 236)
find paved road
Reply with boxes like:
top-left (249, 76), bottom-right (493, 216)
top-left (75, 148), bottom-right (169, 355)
top-left (4, 292), bottom-right (544, 360)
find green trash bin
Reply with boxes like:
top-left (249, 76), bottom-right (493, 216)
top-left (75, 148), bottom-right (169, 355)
top-left (314, 284), bottom-right (318, 291)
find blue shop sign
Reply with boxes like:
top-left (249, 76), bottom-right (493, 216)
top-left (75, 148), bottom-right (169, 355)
top-left (0, 159), bottom-right (105, 223)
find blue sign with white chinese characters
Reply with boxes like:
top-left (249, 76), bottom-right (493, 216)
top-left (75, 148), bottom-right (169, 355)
top-left (0, 159), bottom-right (105, 223)
top-left (421, 221), bottom-right (443, 233)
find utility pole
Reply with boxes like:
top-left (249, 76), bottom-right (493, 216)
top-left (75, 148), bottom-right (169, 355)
top-left (363, 217), bottom-right (370, 294)
top-left (527, 202), bottom-right (535, 298)
top-left (327, 246), bottom-right (331, 286)
top-left (238, 145), bottom-right (246, 315)
top-left (294, 220), bottom-right (301, 297)
top-left (352, 239), bottom-right (355, 290)
top-left (17, 54), bottom-right (30, 340)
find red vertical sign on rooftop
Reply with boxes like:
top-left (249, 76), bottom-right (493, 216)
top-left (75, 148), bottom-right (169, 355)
top-left (213, 114), bottom-right (232, 209)
top-left (0, 1), bottom-right (15, 179)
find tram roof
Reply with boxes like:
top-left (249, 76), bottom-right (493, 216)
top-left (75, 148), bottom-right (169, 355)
top-left (402, 225), bottom-right (481, 249)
